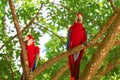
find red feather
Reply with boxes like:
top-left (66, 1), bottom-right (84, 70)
top-left (67, 21), bottom-right (87, 80)
top-left (25, 35), bottom-right (35, 68)
top-left (20, 35), bottom-right (40, 80)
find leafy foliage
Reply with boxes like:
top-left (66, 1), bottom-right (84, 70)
top-left (0, 0), bottom-right (120, 80)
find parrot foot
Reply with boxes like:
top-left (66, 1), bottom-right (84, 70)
top-left (29, 68), bottom-right (33, 75)
top-left (29, 69), bottom-right (33, 78)
top-left (29, 74), bottom-right (33, 78)
top-left (83, 42), bottom-right (88, 46)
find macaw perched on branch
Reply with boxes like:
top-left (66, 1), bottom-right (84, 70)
top-left (21, 34), bottom-right (40, 80)
top-left (67, 13), bottom-right (87, 80)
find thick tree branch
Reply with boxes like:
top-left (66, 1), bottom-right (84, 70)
top-left (8, 0), bottom-right (31, 80)
top-left (31, 39), bottom-right (120, 78)
top-left (50, 40), bottom-right (120, 80)
top-left (90, 11), bottom-right (118, 43)
top-left (49, 10), bottom-right (119, 80)
top-left (108, 0), bottom-right (116, 12)
top-left (79, 10), bottom-right (120, 80)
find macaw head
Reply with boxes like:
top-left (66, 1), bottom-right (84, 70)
top-left (24, 34), bottom-right (34, 45)
top-left (75, 12), bottom-right (82, 23)
top-left (27, 35), bottom-right (34, 40)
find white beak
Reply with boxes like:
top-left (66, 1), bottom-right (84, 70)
top-left (24, 37), bottom-right (29, 41)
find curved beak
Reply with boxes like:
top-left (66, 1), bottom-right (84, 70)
top-left (76, 14), bottom-right (82, 23)
top-left (24, 37), bottom-right (29, 44)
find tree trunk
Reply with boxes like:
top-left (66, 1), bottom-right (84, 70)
top-left (8, 0), bottom-right (32, 80)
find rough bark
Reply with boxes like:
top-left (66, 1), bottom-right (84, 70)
top-left (8, 0), bottom-right (32, 80)
top-left (79, 9), bottom-right (120, 80)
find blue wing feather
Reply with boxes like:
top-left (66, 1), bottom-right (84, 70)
top-left (32, 60), bottom-right (36, 71)
top-left (66, 30), bottom-right (71, 50)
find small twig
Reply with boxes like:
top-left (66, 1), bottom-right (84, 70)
top-left (90, 11), bottom-right (118, 43)
top-left (52, 63), bottom-right (68, 80)
top-left (108, 0), bottom-right (116, 12)
top-left (99, 60), bottom-right (120, 75)
top-left (51, 2), bottom-right (76, 13)
top-left (34, 22), bottom-right (65, 44)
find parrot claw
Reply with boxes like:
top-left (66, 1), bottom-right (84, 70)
top-left (83, 42), bottom-right (88, 46)
top-left (29, 68), bottom-right (33, 75)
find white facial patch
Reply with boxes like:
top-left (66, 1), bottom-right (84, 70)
top-left (27, 39), bottom-right (34, 46)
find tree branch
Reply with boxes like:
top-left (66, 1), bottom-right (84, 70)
top-left (8, 0), bottom-right (31, 80)
top-left (0, 2), bottom-right (44, 50)
top-left (0, 16), bottom-right (35, 50)
top-left (31, 39), bottom-right (120, 78)
top-left (51, 63), bottom-right (68, 80)
top-left (49, 9), bottom-right (120, 80)
top-left (90, 11), bottom-right (118, 43)
top-left (79, 10), bottom-right (120, 80)
top-left (50, 40), bottom-right (120, 80)
top-left (34, 22), bottom-right (66, 44)
top-left (108, 0), bottom-right (116, 12)
top-left (51, 2), bottom-right (76, 13)
top-left (94, 59), bottom-right (120, 80)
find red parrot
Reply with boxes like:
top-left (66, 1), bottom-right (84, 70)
top-left (20, 34), bottom-right (40, 80)
top-left (67, 13), bottom-right (87, 80)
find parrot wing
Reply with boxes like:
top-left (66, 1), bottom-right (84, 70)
top-left (74, 27), bottom-right (87, 79)
top-left (66, 29), bottom-right (71, 50)
top-left (67, 26), bottom-right (75, 77)
top-left (35, 46), bottom-right (40, 55)
top-left (34, 46), bottom-right (40, 69)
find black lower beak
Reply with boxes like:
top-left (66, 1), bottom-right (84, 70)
top-left (24, 41), bottom-right (28, 44)
top-left (77, 18), bottom-right (81, 22)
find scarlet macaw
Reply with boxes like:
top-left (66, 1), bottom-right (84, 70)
top-left (21, 35), bottom-right (40, 80)
top-left (67, 13), bottom-right (87, 80)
